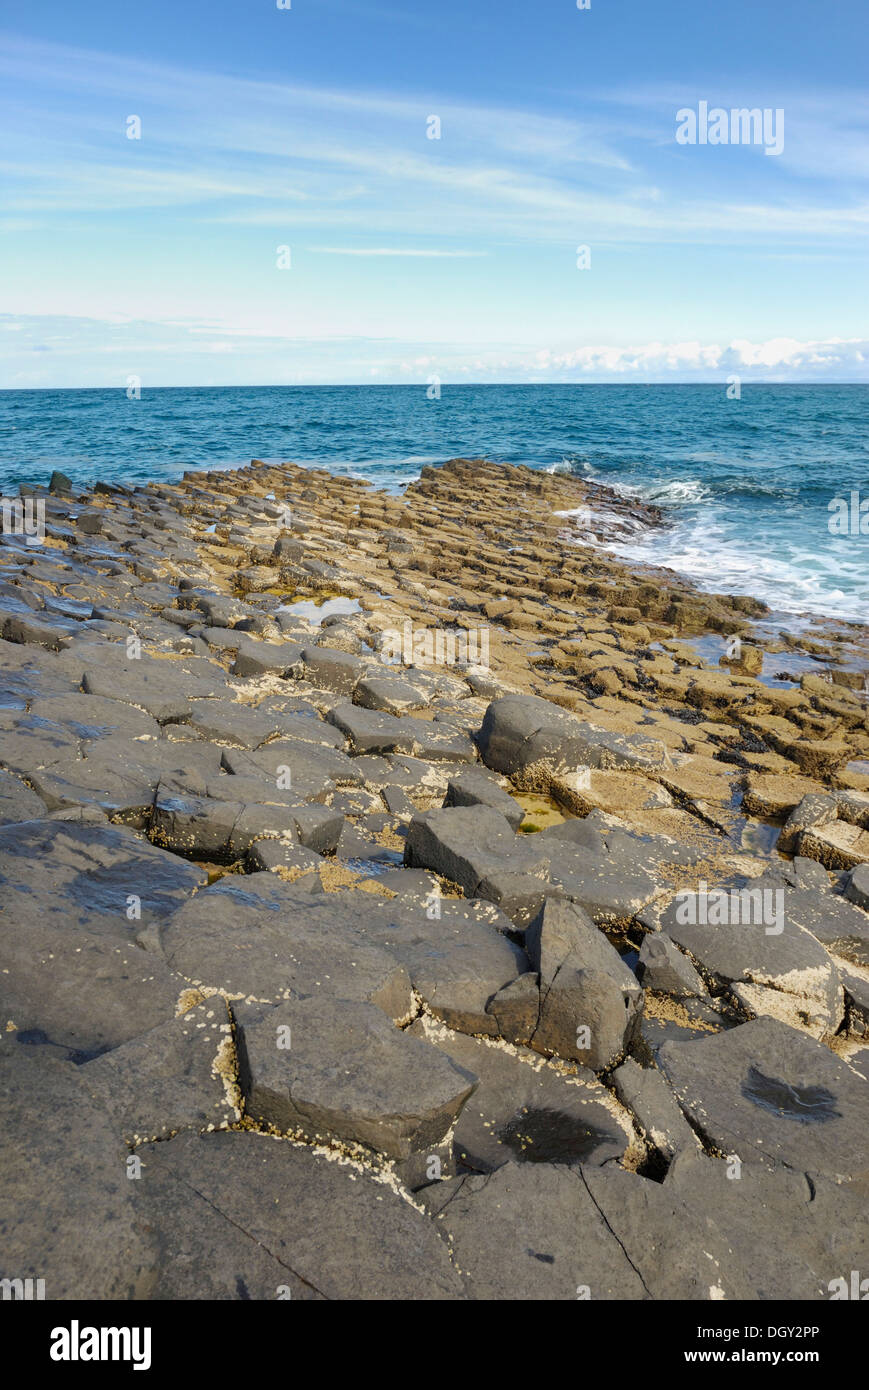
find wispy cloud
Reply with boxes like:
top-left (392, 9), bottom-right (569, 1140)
top-left (1, 29), bottom-right (866, 384)
top-left (310, 247), bottom-right (486, 257)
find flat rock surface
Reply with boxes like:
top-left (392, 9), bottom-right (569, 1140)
top-left (160, 874), bottom-right (413, 1020)
top-left (135, 1129), bottom-right (464, 1300)
top-left (423, 1162), bottom-right (647, 1299)
top-left (658, 1016), bottom-right (869, 1183)
top-left (0, 1050), bottom-right (158, 1298)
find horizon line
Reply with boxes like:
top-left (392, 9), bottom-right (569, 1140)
top-left (2, 379), bottom-right (867, 393)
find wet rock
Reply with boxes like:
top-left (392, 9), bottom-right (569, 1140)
top-left (0, 605), bottom-right (78, 650)
top-left (236, 997), bottom-right (476, 1159)
top-left (0, 818), bottom-right (206, 938)
top-left (410, 1017), bottom-right (629, 1172)
top-left (33, 694), bottom-right (161, 746)
top-left (151, 786), bottom-right (244, 860)
top-left (658, 1016), bottom-right (869, 1182)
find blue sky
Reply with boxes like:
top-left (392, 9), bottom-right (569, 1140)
top-left (1, 0), bottom-right (867, 387)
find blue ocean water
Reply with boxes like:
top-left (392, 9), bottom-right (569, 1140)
top-left (0, 383), bottom-right (866, 624)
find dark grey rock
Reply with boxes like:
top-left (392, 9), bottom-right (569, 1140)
top-left (363, 899), bottom-right (528, 1036)
top-left (478, 694), bottom-right (670, 785)
top-left (0, 817), bottom-right (206, 938)
top-left (485, 972), bottom-right (540, 1044)
top-left (410, 1018), bottom-right (628, 1172)
top-left (231, 635), bottom-right (303, 678)
top-left (637, 932), bottom-right (706, 998)
top-left (662, 1148), bottom-right (869, 1300)
top-left (298, 646), bottom-right (369, 695)
top-left (658, 1016), bottom-right (869, 1183)
top-left (404, 805), bottom-right (548, 896)
top-left (659, 886), bottom-right (843, 1037)
top-left (82, 655), bottom-right (225, 722)
top-left (610, 1057), bottom-right (697, 1163)
top-left (845, 863), bottom-right (869, 911)
top-left (222, 739), bottom-right (361, 797)
top-left (0, 1050), bottom-right (158, 1298)
top-left (136, 1128), bottom-right (463, 1299)
top-left (328, 702), bottom-right (475, 761)
top-left (423, 1163), bottom-right (647, 1299)
top-left (236, 997), bottom-right (476, 1159)
top-left (444, 767), bottom-right (524, 830)
top-left (246, 838), bottom-right (322, 878)
top-left (528, 900), bottom-right (644, 1071)
top-left (82, 997), bottom-right (239, 1143)
top-left (0, 769), bottom-right (46, 824)
top-left (354, 675), bottom-right (429, 714)
top-left (160, 875), bottom-right (413, 1021)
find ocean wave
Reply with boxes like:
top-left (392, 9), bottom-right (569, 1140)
top-left (603, 516), bottom-right (869, 625)
top-left (610, 476), bottom-right (713, 505)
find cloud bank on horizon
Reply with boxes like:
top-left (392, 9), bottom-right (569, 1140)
top-left (1, 0), bottom-right (867, 388)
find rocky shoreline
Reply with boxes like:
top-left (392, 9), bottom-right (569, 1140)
top-left (2, 455), bottom-right (869, 1300)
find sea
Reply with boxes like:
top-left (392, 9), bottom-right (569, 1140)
top-left (0, 383), bottom-right (866, 626)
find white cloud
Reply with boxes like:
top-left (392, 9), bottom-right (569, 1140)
top-left (1, 313), bottom-right (865, 385)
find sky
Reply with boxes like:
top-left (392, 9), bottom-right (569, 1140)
top-left (1, 0), bottom-right (867, 387)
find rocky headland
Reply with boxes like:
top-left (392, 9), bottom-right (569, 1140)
top-left (2, 456), bottom-right (869, 1300)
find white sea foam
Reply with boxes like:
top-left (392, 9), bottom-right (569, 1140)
top-left (604, 514), bottom-right (869, 625)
